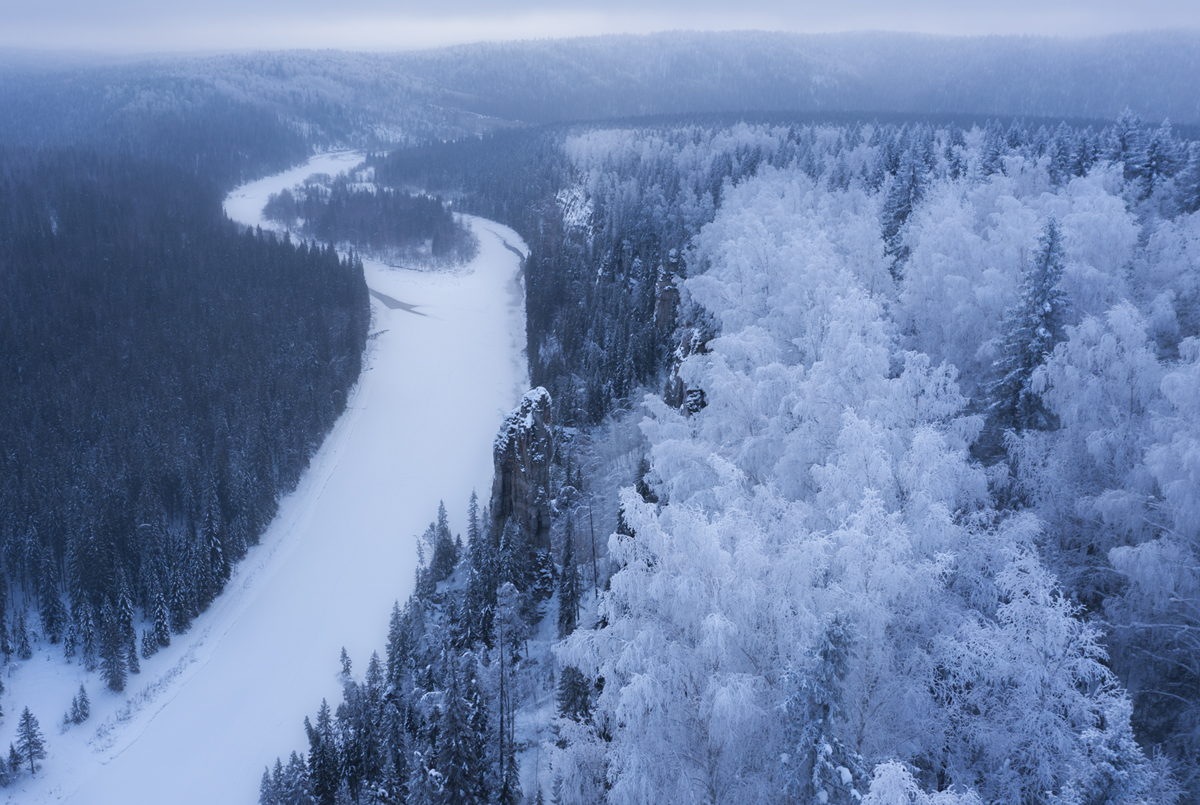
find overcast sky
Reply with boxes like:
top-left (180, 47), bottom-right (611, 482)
top-left (1, 0), bottom-right (1197, 53)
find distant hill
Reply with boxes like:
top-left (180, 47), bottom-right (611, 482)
top-left (388, 30), bottom-right (1200, 126)
top-left (3, 30), bottom-right (1198, 184)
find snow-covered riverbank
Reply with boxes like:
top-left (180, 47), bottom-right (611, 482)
top-left (3, 152), bottom-right (528, 803)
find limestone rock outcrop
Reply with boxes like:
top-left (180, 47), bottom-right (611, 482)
top-left (491, 387), bottom-right (554, 551)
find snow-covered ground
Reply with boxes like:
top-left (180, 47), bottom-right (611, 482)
top-left (2, 152), bottom-right (528, 803)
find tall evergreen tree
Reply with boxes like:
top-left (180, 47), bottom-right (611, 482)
top-left (987, 216), bottom-right (1070, 442)
top-left (436, 657), bottom-right (487, 805)
top-left (430, 501), bottom-right (459, 583)
top-left (305, 700), bottom-right (339, 805)
top-left (556, 666), bottom-right (592, 723)
top-left (782, 616), bottom-right (865, 805)
top-left (98, 601), bottom-right (128, 692)
top-left (261, 762), bottom-right (282, 805)
top-left (283, 751), bottom-right (313, 805)
top-left (7, 743), bottom-right (21, 778)
top-left (557, 517), bottom-right (581, 638)
top-left (16, 612), bottom-right (31, 660)
top-left (16, 708), bottom-right (46, 775)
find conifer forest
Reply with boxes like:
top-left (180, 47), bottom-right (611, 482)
top-left (1, 28), bottom-right (1200, 805)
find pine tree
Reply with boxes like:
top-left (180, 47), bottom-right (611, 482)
top-left (557, 517), bottom-right (581, 638)
top-left (7, 743), bottom-right (20, 777)
top-left (986, 215), bottom-right (1070, 445)
top-left (16, 708), bottom-right (46, 775)
top-left (340, 647), bottom-right (352, 678)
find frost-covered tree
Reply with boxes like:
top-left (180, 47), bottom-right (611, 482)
top-left (430, 501), bottom-right (458, 583)
top-left (436, 656), bottom-right (487, 805)
top-left (935, 550), bottom-right (1170, 804)
top-left (305, 700), bottom-right (339, 805)
top-left (781, 615), bottom-right (866, 805)
top-left (557, 517), bottom-right (581, 638)
top-left (1106, 336), bottom-right (1200, 792)
top-left (986, 215), bottom-right (1070, 444)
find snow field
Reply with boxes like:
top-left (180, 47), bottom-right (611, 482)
top-left (1, 153), bottom-right (528, 804)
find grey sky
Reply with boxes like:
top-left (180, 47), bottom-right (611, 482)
top-left (1, 0), bottom-right (1197, 53)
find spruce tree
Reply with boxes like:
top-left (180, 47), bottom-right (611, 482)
top-left (782, 616), bottom-right (865, 805)
top-left (142, 627), bottom-right (158, 659)
top-left (385, 601), bottom-right (412, 685)
top-left (465, 521), bottom-right (497, 647)
top-left (260, 764), bottom-right (281, 805)
top-left (436, 660), bottom-right (486, 805)
top-left (306, 700), bottom-right (339, 805)
top-left (881, 136), bottom-right (926, 270)
top-left (556, 666), bottom-right (592, 723)
top-left (152, 584), bottom-right (171, 648)
top-left (557, 518), bottom-right (581, 638)
top-left (498, 752), bottom-right (522, 805)
top-left (16, 612), bottom-right (31, 660)
top-left (430, 501), bottom-right (458, 582)
top-left (79, 604), bottom-right (98, 670)
top-left (986, 215), bottom-right (1070, 445)
top-left (16, 708), bottom-right (46, 775)
top-left (76, 684), bottom-right (90, 723)
top-left (98, 602), bottom-right (127, 692)
top-left (0, 611), bottom-right (12, 662)
top-left (127, 632), bottom-right (140, 675)
top-left (283, 751), bottom-right (311, 805)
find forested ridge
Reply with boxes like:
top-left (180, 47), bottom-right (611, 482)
top-left (0, 148), bottom-right (369, 721)
top-left (4, 30), bottom-right (1200, 190)
top-left (264, 111), bottom-right (1200, 804)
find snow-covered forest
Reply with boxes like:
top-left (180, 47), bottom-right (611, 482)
top-left (261, 112), bottom-right (1200, 805)
top-left (3, 28), bottom-right (1200, 805)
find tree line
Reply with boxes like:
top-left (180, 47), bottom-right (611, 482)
top-left (0, 147), bottom-right (370, 703)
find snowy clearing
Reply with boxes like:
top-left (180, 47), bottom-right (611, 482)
top-left (2, 152), bottom-right (528, 804)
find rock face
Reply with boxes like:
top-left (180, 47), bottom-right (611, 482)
top-left (491, 387), bottom-right (554, 551)
top-left (653, 259), bottom-right (680, 335)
